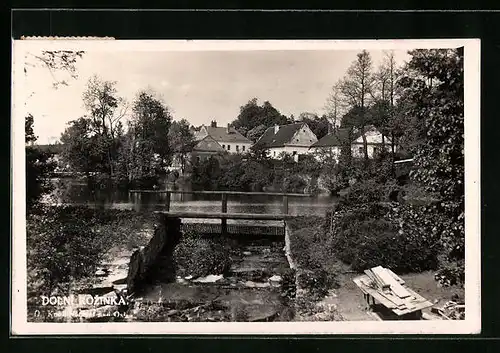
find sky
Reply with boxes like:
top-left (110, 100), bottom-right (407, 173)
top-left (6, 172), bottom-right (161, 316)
top-left (22, 49), bottom-right (410, 145)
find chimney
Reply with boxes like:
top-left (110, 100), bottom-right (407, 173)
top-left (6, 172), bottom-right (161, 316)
top-left (211, 120), bottom-right (217, 128)
top-left (327, 122), bottom-right (332, 135)
top-left (274, 125), bottom-right (280, 134)
top-left (226, 123), bottom-right (231, 134)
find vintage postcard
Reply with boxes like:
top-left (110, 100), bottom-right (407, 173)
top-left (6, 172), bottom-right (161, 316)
top-left (11, 39), bottom-right (480, 335)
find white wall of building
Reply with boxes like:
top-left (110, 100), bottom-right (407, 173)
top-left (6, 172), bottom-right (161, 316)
top-left (219, 141), bottom-right (252, 154)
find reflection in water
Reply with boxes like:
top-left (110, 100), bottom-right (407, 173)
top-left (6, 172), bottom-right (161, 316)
top-left (50, 178), bottom-right (338, 217)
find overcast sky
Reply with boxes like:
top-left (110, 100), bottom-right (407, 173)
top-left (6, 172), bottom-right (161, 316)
top-left (23, 49), bottom-right (410, 144)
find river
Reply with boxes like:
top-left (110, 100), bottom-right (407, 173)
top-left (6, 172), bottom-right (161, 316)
top-left (48, 178), bottom-right (338, 321)
top-left (50, 178), bottom-right (338, 218)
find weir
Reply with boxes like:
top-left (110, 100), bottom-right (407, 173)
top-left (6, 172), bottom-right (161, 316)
top-left (124, 190), bottom-right (311, 321)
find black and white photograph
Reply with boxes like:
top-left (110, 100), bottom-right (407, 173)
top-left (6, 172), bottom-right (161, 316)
top-left (11, 39), bottom-right (480, 334)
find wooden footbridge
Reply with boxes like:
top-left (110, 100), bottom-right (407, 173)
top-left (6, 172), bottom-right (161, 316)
top-left (129, 190), bottom-right (312, 235)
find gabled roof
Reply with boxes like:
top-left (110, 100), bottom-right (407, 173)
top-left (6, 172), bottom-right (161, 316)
top-left (310, 125), bottom-right (388, 148)
top-left (195, 125), bottom-right (251, 143)
top-left (254, 123), bottom-right (307, 149)
top-left (193, 135), bottom-right (226, 153)
top-left (310, 128), bottom-right (354, 148)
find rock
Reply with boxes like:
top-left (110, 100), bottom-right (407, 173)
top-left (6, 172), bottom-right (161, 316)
top-left (268, 275), bottom-right (282, 283)
top-left (167, 309), bottom-right (179, 316)
top-left (244, 281), bottom-right (270, 288)
top-left (185, 275), bottom-right (193, 280)
top-left (193, 274), bottom-right (223, 283)
top-left (243, 251), bottom-right (252, 256)
top-left (176, 278), bottom-right (187, 284)
top-left (95, 269), bottom-right (107, 276)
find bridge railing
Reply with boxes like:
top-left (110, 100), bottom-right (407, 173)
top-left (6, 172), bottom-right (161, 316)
top-left (129, 190), bottom-right (312, 233)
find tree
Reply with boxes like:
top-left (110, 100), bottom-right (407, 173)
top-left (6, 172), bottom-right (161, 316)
top-left (126, 90), bottom-right (173, 184)
top-left (25, 50), bottom-right (85, 89)
top-left (338, 50), bottom-right (376, 160)
top-left (168, 119), bottom-right (196, 174)
top-left (400, 48), bottom-right (465, 285)
top-left (325, 81), bottom-right (347, 128)
top-left (246, 124), bottom-right (268, 143)
top-left (372, 50), bottom-right (405, 152)
top-left (232, 98), bottom-right (289, 135)
top-left (75, 76), bottom-right (127, 179)
top-left (60, 117), bottom-right (104, 178)
top-left (299, 114), bottom-right (331, 140)
top-left (26, 115), bottom-right (56, 209)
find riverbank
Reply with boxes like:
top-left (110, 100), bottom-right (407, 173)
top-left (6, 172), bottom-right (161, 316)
top-left (285, 214), bottom-right (465, 321)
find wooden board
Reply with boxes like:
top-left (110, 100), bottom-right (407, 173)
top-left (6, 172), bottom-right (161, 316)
top-left (385, 268), bottom-right (405, 285)
top-left (353, 275), bottom-right (433, 316)
top-left (364, 269), bottom-right (390, 290)
top-left (371, 266), bottom-right (412, 299)
top-left (154, 211), bottom-right (292, 220)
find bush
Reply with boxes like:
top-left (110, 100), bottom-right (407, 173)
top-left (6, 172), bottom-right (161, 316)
top-left (173, 232), bottom-right (231, 278)
top-left (27, 205), bottom-right (154, 294)
top-left (329, 204), bottom-right (439, 273)
top-left (27, 205), bottom-right (108, 291)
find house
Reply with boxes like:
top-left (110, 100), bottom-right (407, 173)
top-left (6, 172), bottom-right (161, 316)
top-left (253, 122), bottom-right (318, 160)
top-left (309, 125), bottom-right (393, 162)
top-left (194, 120), bottom-right (252, 154)
top-left (191, 135), bottom-right (227, 161)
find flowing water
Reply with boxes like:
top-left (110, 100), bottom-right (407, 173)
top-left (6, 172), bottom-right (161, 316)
top-left (49, 178), bottom-right (338, 321)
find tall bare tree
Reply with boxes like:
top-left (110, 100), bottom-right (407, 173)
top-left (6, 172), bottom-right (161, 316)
top-left (373, 50), bottom-right (404, 153)
top-left (325, 81), bottom-right (346, 130)
top-left (339, 50), bottom-right (376, 160)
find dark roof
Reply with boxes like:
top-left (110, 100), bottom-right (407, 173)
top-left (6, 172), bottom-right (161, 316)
top-left (310, 128), bottom-right (355, 148)
top-left (193, 136), bottom-right (226, 153)
top-left (310, 125), bottom-right (386, 148)
top-left (197, 126), bottom-right (251, 143)
top-left (254, 123), bottom-right (306, 148)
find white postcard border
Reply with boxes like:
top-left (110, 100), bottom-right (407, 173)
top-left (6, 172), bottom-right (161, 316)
top-left (11, 38), bottom-right (481, 335)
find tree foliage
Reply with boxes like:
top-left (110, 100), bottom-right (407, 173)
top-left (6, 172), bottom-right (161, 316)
top-left (231, 98), bottom-right (290, 135)
top-left (25, 50), bottom-right (85, 89)
top-left (26, 115), bottom-right (56, 208)
top-left (400, 48), bottom-right (465, 284)
top-left (168, 119), bottom-right (196, 173)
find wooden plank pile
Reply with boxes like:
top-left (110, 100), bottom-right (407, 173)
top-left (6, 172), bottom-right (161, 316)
top-left (355, 266), bottom-right (433, 316)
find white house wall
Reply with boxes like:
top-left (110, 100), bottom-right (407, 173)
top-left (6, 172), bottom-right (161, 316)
top-left (219, 141), bottom-right (252, 154)
top-left (353, 129), bottom-right (392, 145)
top-left (288, 124), bottom-right (318, 147)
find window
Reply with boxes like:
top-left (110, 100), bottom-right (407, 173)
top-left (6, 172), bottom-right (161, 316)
top-left (236, 145), bottom-right (240, 152)
top-left (292, 151), bottom-right (297, 156)
top-left (358, 147), bottom-right (363, 155)
top-left (242, 145), bottom-right (246, 151)
top-left (227, 145), bottom-right (231, 151)
top-left (222, 144), bottom-right (225, 149)
top-left (273, 151), bottom-right (276, 157)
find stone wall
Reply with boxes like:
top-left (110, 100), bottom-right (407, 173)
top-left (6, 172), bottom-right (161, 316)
top-left (126, 215), bottom-right (181, 294)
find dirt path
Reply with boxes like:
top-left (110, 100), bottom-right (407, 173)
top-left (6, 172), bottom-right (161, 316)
top-left (321, 273), bottom-right (375, 321)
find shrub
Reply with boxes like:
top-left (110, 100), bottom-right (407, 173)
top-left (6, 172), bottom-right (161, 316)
top-left (329, 204), bottom-right (440, 273)
top-left (27, 205), bottom-right (108, 291)
top-left (173, 232), bottom-right (231, 278)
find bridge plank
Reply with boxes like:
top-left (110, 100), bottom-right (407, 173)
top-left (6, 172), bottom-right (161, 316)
top-left (130, 190), bottom-right (311, 197)
top-left (154, 211), bottom-right (292, 220)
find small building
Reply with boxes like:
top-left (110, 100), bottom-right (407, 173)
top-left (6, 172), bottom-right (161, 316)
top-left (191, 135), bottom-right (226, 162)
top-left (309, 125), bottom-right (393, 162)
top-left (194, 120), bottom-right (252, 154)
top-left (253, 122), bottom-right (318, 161)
